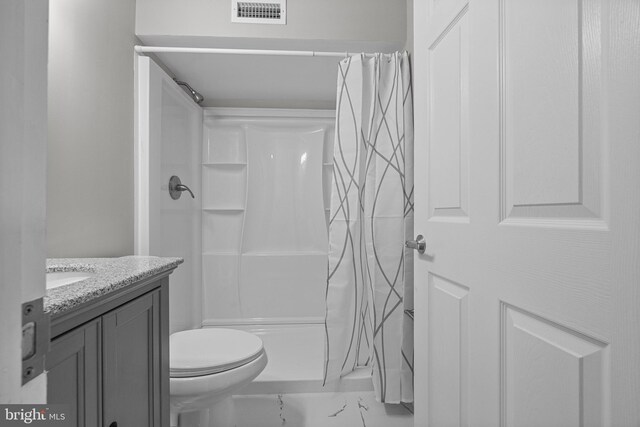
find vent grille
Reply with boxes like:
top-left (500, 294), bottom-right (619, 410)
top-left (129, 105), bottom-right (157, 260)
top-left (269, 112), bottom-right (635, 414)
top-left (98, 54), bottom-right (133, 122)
top-left (238, 2), bottom-right (281, 19)
top-left (231, 0), bottom-right (286, 24)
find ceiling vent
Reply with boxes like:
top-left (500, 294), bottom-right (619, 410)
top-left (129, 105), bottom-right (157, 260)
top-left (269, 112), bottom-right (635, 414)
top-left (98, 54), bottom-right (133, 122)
top-left (231, 0), bottom-right (287, 25)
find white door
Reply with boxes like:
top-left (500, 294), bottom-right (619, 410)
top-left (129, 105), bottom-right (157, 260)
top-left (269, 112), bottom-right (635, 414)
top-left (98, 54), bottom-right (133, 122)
top-left (135, 56), bottom-right (203, 333)
top-left (0, 0), bottom-right (49, 402)
top-left (412, 0), bottom-right (640, 426)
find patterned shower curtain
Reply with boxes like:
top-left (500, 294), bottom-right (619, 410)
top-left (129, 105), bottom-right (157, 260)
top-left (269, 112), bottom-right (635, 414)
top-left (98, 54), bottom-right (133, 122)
top-left (324, 51), bottom-right (414, 403)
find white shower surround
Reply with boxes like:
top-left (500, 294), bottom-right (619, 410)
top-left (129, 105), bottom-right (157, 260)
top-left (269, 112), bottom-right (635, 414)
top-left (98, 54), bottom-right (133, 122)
top-left (197, 109), bottom-right (412, 425)
top-left (200, 108), bottom-right (335, 327)
top-left (136, 58), bottom-right (413, 425)
top-left (135, 56), bottom-right (203, 334)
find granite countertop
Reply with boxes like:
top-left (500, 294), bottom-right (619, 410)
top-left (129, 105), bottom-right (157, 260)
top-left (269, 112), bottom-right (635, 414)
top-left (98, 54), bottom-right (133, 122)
top-left (45, 256), bottom-right (183, 316)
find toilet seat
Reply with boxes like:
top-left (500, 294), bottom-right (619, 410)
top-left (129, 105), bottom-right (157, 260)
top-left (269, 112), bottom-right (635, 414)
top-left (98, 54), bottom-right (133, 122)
top-left (170, 328), bottom-right (264, 378)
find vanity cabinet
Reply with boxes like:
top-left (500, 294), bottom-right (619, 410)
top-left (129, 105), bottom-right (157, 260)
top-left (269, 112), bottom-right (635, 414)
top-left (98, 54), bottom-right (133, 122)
top-left (102, 290), bottom-right (162, 427)
top-left (47, 274), bottom-right (170, 427)
top-left (47, 319), bottom-right (100, 426)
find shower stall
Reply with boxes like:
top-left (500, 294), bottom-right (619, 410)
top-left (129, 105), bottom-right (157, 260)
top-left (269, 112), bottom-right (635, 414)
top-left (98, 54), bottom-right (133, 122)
top-left (135, 54), bottom-right (413, 426)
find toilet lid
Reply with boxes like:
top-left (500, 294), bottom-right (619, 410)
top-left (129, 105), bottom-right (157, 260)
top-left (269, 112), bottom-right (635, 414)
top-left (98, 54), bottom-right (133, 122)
top-left (170, 328), bottom-right (264, 378)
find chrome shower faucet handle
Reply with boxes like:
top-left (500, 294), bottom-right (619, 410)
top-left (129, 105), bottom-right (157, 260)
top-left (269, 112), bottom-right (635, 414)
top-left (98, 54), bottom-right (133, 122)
top-left (169, 175), bottom-right (195, 200)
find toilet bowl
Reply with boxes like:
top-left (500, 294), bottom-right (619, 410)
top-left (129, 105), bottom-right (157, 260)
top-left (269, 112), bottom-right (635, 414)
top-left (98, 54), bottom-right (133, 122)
top-left (169, 328), bottom-right (268, 427)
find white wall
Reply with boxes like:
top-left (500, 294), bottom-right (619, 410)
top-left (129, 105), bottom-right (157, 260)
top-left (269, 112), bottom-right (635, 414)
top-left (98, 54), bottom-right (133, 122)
top-left (136, 0), bottom-right (407, 49)
top-left (47, 0), bottom-right (137, 257)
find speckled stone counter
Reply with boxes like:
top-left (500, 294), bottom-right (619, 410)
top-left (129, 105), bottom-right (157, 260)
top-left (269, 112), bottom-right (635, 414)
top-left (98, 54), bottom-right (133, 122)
top-left (45, 256), bottom-right (183, 316)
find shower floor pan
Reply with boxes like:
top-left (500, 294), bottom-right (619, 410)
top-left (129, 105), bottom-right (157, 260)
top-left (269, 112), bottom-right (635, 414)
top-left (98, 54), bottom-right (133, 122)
top-left (197, 324), bottom-right (413, 427)
top-left (204, 323), bottom-right (372, 395)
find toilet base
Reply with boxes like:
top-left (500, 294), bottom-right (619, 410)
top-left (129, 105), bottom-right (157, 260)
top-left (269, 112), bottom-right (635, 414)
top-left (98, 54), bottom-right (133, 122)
top-left (173, 397), bottom-right (237, 427)
top-left (168, 343), bottom-right (267, 427)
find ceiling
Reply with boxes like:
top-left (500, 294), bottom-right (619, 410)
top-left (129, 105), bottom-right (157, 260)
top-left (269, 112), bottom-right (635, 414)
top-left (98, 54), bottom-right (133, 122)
top-left (138, 35), bottom-right (403, 109)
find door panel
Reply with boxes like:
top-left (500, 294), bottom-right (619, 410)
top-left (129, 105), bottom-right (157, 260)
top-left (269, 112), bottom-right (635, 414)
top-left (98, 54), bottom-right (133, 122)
top-left (501, 304), bottom-right (607, 427)
top-left (428, 274), bottom-right (469, 427)
top-left (0, 0), bottom-right (48, 400)
top-left (428, 10), bottom-right (470, 221)
top-left (500, 0), bottom-right (605, 224)
top-left (413, 0), bottom-right (640, 426)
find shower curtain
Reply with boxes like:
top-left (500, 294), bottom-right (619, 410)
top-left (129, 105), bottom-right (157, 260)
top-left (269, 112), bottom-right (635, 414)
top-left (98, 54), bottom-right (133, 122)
top-left (324, 51), bottom-right (414, 403)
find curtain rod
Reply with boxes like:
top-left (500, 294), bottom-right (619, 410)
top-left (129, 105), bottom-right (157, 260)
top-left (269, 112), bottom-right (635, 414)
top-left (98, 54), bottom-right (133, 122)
top-left (134, 45), bottom-right (382, 58)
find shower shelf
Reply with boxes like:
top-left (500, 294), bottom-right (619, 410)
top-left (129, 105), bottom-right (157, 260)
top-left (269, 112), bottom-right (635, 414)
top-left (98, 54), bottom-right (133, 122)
top-left (203, 207), bottom-right (245, 212)
top-left (241, 251), bottom-right (327, 256)
top-left (203, 251), bottom-right (240, 256)
top-left (202, 162), bottom-right (247, 166)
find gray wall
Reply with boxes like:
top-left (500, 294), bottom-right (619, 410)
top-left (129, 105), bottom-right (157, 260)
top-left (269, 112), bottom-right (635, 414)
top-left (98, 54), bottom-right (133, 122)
top-left (136, 0), bottom-right (407, 47)
top-left (47, 0), bottom-right (136, 257)
top-left (405, 0), bottom-right (414, 54)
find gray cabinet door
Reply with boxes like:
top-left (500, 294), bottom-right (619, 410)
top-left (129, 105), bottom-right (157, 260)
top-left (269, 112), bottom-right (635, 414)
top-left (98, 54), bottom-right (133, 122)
top-left (47, 319), bottom-right (100, 427)
top-left (102, 290), bottom-right (161, 427)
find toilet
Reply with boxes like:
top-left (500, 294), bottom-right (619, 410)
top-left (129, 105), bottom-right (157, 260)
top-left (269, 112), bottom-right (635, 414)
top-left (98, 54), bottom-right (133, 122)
top-left (169, 328), bottom-right (268, 427)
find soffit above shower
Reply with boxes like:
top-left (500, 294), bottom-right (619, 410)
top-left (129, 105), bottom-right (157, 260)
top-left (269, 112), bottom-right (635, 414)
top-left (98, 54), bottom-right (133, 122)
top-left (137, 35), bottom-right (402, 109)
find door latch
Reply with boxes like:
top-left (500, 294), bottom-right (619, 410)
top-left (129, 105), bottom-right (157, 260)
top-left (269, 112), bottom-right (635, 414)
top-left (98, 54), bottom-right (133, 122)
top-left (22, 297), bottom-right (50, 385)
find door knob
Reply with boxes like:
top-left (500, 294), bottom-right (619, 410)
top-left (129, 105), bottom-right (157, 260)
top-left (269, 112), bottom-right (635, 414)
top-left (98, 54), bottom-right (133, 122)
top-left (405, 235), bottom-right (426, 254)
top-left (169, 175), bottom-right (195, 200)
